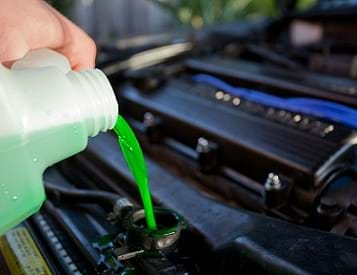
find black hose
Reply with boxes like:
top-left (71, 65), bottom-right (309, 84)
top-left (45, 182), bottom-right (121, 206)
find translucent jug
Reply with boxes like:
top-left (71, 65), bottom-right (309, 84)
top-left (0, 49), bottom-right (118, 235)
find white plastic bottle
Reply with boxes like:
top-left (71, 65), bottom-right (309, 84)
top-left (0, 49), bottom-right (118, 235)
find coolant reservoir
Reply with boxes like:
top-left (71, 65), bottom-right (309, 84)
top-left (0, 49), bottom-right (118, 235)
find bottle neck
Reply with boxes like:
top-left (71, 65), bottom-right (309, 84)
top-left (67, 69), bottom-right (118, 137)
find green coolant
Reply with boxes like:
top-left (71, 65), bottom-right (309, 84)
top-left (113, 116), bottom-right (157, 230)
top-left (0, 122), bottom-right (88, 235)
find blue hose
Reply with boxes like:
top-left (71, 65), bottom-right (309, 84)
top-left (193, 74), bottom-right (357, 129)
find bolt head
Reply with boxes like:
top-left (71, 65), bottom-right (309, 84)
top-left (196, 137), bottom-right (210, 153)
top-left (265, 173), bottom-right (282, 191)
top-left (143, 112), bottom-right (155, 126)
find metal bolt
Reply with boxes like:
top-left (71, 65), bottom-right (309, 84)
top-left (111, 197), bottom-right (134, 221)
top-left (265, 173), bottom-right (282, 191)
top-left (143, 112), bottom-right (155, 127)
top-left (301, 118), bottom-right (309, 125)
top-left (324, 125), bottom-right (334, 134)
top-left (115, 197), bottom-right (133, 210)
top-left (215, 91), bottom-right (224, 100)
top-left (196, 137), bottom-right (210, 153)
top-left (232, 98), bottom-right (241, 106)
top-left (223, 93), bottom-right (231, 101)
top-left (293, 115), bottom-right (302, 123)
top-left (278, 110), bottom-right (286, 117)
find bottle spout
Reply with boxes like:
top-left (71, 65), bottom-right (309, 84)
top-left (67, 69), bottom-right (118, 137)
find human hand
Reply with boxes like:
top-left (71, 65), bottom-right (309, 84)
top-left (0, 0), bottom-right (96, 70)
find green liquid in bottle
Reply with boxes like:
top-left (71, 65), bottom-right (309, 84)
top-left (113, 116), bottom-right (157, 230)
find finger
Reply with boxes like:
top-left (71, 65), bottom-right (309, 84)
top-left (0, 0), bottom-right (65, 66)
top-left (49, 6), bottom-right (96, 70)
top-left (57, 31), bottom-right (97, 70)
top-left (0, 32), bottom-right (30, 67)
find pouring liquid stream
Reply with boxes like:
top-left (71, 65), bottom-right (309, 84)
top-left (113, 115), bottom-right (157, 230)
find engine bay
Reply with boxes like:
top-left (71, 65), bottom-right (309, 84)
top-left (2, 2), bottom-right (357, 274)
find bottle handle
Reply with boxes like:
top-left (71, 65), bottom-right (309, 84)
top-left (11, 48), bottom-right (71, 73)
